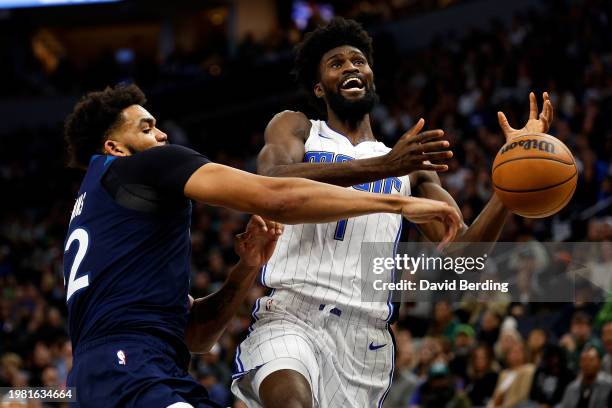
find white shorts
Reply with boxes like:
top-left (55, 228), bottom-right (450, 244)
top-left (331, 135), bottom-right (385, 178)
top-left (231, 295), bottom-right (394, 408)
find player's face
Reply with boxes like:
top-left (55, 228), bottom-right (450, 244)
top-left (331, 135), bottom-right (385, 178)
top-left (103, 105), bottom-right (168, 157)
top-left (315, 45), bottom-right (378, 121)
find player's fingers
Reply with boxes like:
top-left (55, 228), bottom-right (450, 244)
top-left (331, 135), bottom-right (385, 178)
top-left (539, 115), bottom-right (549, 132)
top-left (399, 118), bottom-right (425, 142)
top-left (276, 223), bottom-right (284, 235)
top-left (420, 163), bottom-right (449, 172)
top-left (543, 99), bottom-right (554, 127)
top-left (235, 232), bottom-right (249, 241)
top-left (416, 130), bottom-right (446, 144)
top-left (421, 151), bottom-right (454, 162)
top-left (250, 215), bottom-right (268, 232)
top-left (497, 111), bottom-right (515, 133)
top-left (529, 91), bottom-right (538, 120)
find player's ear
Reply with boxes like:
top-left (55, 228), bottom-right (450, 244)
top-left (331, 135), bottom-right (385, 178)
top-left (314, 83), bottom-right (324, 99)
top-left (103, 139), bottom-right (129, 157)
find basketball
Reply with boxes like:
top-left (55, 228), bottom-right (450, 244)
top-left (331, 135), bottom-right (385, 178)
top-left (492, 133), bottom-right (577, 218)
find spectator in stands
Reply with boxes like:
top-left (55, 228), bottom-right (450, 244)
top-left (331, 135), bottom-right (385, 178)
top-left (477, 310), bottom-right (502, 348)
top-left (494, 327), bottom-right (522, 367)
top-left (383, 328), bottom-right (420, 408)
top-left (526, 328), bottom-right (547, 365)
top-left (410, 361), bottom-right (471, 408)
top-left (559, 344), bottom-right (612, 408)
top-left (488, 341), bottom-right (535, 408)
top-left (601, 321), bottom-right (612, 375)
top-left (529, 344), bottom-right (575, 408)
top-left (414, 337), bottom-right (444, 379)
top-left (560, 312), bottom-right (603, 373)
top-left (428, 300), bottom-right (459, 340)
top-left (449, 324), bottom-right (476, 381)
top-left (464, 344), bottom-right (498, 407)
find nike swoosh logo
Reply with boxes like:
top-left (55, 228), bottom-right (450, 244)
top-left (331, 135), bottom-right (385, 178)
top-left (318, 133), bottom-right (333, 139)
top-left (369, 342), bottom-right (387, 351)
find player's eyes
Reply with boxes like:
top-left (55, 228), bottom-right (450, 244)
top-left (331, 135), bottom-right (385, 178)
top-left (354, 59), bottom-right (365, 65)
top-left (330, 62), bottom-right (342, 69)
top-left (143, 128), bottom-right (151, 134)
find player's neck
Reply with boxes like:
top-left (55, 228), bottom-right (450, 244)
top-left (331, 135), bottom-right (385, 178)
top-left (325, 111), bottom-right (375, 145)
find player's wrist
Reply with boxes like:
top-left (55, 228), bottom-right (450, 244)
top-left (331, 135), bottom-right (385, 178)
top-left (234, 258), bottom-right (264, 273)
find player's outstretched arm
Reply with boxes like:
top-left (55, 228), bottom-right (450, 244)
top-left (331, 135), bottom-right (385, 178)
top-left (413, 92), bottom-right (554, 243)
top-left (185, 216), bottom-right (283, 353)
top-left (184, 162), bottom-right (460, 243)
top-left (257, 111), bottom-right (452, 186)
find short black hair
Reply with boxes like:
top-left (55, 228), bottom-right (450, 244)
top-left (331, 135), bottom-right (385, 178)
top-left (64, 84), bottom-right (146, 169)
top-left (294, 17), bottom-right (373, 94)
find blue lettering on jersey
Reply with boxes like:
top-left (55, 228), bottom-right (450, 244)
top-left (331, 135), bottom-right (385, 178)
top-left (303, 151), bottom-right (402, 240)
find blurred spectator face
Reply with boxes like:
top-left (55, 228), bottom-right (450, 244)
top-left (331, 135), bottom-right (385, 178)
top-left (395, 330), bottom-right (414, 369)
top-left (316, 45), bottom-right (377, 121)
top-left (419, 337), bottom-right (442, 366)
top-left (41, 366), bottom-right (59, 387)
top-left (106, 105), bottom-right (168, 155)
top-left (481, 310), bottom-right (500, 331)
top-left (454, 332), bottom-right (473, 349)
top-left (32, 342), bottom-right (51, 368)
top-left (433, 300), bottom-right (452, 322)
top-left (602, 322), bottom-right (612, 354)
top-left (472, 346), bottom-right (491, 374)
top-left (506, 343), bottom-right (526, 368)
top-left (580, 347), bottom-right (601, 379)
top-left (527, 329), bottom-right (546, 352)
top-left (570, 315), bottom-right (592, 342)
top-left (499, 330), bottom-right (520, 354)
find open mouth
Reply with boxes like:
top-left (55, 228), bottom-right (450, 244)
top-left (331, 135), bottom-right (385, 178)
top-left (339, 76), bottom-right (365, 92)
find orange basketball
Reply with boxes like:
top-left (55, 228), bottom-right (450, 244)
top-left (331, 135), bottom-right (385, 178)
top-left (492, 133), bottom-right (577, 218)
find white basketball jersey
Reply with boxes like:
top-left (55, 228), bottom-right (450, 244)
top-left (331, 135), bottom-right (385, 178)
top-left (261, 120), bottom-right (411, 321)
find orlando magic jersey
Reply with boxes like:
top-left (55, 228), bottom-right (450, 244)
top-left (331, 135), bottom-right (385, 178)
top-left (261, 120), bottom-right (410, 321)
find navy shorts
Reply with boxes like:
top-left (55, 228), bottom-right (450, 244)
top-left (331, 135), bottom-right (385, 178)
top-left (68, 334), bottom-right (219, 408)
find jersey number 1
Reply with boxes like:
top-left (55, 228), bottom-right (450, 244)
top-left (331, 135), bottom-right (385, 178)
top-left (64, 228), bottom-right (90, 302)
top-left (334, 219), bottom-right (348, 240)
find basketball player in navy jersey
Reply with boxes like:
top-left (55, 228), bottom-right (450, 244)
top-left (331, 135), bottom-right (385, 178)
top-left (231, 18), bottom-right (555, 408)
top-left (62, 84), bottom-right (462, 407)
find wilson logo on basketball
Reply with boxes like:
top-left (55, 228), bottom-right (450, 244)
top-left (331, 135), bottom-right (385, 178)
top-left (500, 139), bottom-right (555, 155)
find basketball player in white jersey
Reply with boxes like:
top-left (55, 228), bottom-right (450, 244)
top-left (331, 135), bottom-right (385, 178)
top-left (231, 17), bottom-right (553, 408)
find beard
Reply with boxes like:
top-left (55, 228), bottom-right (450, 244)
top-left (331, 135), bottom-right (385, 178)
top-left (323, 83), bottom-right (379, 123)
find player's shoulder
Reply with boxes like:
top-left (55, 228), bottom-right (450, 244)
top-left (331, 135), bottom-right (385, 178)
top-left (270, 110), bottom-right (310, 124)
top-left (265, 110), bottom-right (312, 142)
top-left (111, 145), bottom-right (209, 172)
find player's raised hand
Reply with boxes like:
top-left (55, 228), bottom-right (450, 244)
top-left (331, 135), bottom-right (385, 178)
top-left (234, 215), bottom-right (284, 267)
top-left (385, 118), bottom-right (453, 175)
top-left (498, 92), bottom-right (554, 142)
top-left (400, 197), bottom-right (462, 250)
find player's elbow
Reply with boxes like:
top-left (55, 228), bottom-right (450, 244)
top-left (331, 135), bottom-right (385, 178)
top-left (256, 181), bottom-right (303, 224)
top-left (259, 192), bottom-right (302, 224)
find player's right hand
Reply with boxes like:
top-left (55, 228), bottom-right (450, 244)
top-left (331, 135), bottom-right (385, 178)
top-left (401, 197), bottom-right (461, 250)
top-left (384, 118), bottom-right (453, 174)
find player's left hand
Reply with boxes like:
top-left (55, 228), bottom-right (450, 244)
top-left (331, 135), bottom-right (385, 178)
top-left (497, 91), bottom-right (554, 142)
top-left (235, 215), bottom-right (284, 268)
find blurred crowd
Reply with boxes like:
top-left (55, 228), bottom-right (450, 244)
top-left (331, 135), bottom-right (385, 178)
top-left (1, 0), bottom-right (611, 407)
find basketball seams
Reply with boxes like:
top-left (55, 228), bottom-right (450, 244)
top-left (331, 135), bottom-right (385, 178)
top-left (493, 170), bottom-right (577, 193)
top-left (514, 174), bottom-right (577, 218)
top-left (492, 155), bottom-right (575, 172)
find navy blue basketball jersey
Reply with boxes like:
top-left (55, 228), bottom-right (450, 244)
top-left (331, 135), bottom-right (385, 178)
top-left (63, 148), bottom-right (206, 353)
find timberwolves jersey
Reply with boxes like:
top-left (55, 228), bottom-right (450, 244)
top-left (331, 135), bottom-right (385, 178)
top-left (261, 120), bottom-right (410, 321)
top-left (63, 151), bottom-right (196, 352)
